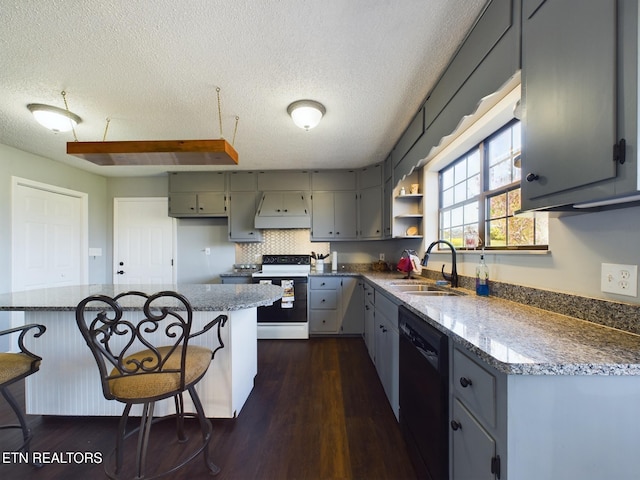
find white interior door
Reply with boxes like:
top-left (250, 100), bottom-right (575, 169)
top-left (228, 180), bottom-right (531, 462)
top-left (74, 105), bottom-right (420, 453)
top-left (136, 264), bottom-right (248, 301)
top-left (10, 177), bottom-right (88, 341)
top-left (11, 177), bottom-right (88, 291)
top-left (113, 198), bottom-right (176, 284)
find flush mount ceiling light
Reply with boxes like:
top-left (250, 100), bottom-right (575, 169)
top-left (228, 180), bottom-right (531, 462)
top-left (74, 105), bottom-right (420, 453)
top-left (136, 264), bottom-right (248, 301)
top-left (287, 100), bottom-right (326, 130)
top-left (27, 103), bottom-right (82, 133)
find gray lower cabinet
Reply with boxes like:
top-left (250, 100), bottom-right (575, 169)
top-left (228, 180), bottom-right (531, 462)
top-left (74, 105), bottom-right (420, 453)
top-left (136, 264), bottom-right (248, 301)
top-left (451, 341), bottom-right (640, 479)
top-left (228, 192), bottom-right (262, 242)
top-left (341, 278), bottom-right (363, 334)
top-left (451, 345), bottom-right (504, 480)
top-left (363, 282), bottom-right (375, 361)
top-left (220, 275), bottom-right (252, 285)
top-left (373, 290), bottom-right (399, 420)
top-left (362, 281), bottom-right (399, 419)
top-left (451, 398), bottom-right (497, 480)
top-left (309, 277), bottom-right (340, 333)
top-left (309, 276), bottom-right (363, 335)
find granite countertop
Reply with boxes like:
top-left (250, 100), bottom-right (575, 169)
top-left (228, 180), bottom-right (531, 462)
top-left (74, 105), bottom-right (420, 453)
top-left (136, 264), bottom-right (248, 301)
top-left (362, 273), bottom-right (640, 376)
top-left (0, 284), bottom-right (284, 312)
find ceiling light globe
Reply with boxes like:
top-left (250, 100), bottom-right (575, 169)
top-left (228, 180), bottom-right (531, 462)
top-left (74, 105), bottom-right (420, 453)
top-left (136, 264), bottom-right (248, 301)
top-left (27, 104), bottom-right (81, 133)
top-left (287, 100), bottom-right (326, 130)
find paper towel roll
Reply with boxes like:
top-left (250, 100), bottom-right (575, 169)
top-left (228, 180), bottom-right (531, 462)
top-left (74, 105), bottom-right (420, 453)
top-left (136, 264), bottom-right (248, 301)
top-left (331, 251), bottom-right (337, 272)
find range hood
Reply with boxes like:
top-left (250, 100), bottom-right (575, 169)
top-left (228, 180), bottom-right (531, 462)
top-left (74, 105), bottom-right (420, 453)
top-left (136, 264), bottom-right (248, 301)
top-left (254, 192), bottom-right (310, 229)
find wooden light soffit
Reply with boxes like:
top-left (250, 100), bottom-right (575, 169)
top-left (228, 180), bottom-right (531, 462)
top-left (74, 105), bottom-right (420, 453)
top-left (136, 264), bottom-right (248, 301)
top-left (66, 88), bottom-right (239, 166)
top-left (67, 139), bottom-right (238, 166)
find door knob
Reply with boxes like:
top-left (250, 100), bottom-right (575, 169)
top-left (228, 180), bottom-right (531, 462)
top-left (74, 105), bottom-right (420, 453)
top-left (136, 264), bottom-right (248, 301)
top-left (459, 377), bottom-right (473, 388)
top-left (450, 420), bottom-right (462, 431)
top-left (117, 270), bottom-right (125, 275)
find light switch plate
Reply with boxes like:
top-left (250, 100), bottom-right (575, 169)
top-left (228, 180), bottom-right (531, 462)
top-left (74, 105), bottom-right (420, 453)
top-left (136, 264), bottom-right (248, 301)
top-left (601, 263), bottom-right (638, 296)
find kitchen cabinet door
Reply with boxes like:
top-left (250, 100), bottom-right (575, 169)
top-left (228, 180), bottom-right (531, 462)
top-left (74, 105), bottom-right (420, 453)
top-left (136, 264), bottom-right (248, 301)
top-left (363, 283), bottom-right (375, 361)
top-left (358, 186), bottom-right (383, 239)
top-left (451, 398), bottom-right (497, 480)
top-left (311, 192), bottom-right (357, 240)
top-left (169, 172), bottom-right (225, 192)
top-left (333, 191), bottom-right (357, 239)
top-left (197, 192), bottom-right (226, 215)
top-left (311, 192), bottom-right (335, 239)
top-left (340, 278), bottom-right (364, 335)
top-left (521, 0), bottom-right (618, 208)
top-left (374, 307), bottom-right (399, 420)
top-left (228, 192), bottom-right (262, 242)
top-left (168, 192), bottom-right (198, 215)
top-left (168, 192), bottom-right (226, 216)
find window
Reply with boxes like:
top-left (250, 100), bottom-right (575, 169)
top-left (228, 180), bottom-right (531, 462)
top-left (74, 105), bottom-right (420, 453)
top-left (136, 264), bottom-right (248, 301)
top-left (438, 121), bottom-right (548, 250)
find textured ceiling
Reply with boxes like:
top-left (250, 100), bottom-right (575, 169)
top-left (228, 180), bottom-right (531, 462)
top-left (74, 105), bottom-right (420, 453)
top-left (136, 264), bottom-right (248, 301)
top-left (0, 0), bottom-right (487, 177)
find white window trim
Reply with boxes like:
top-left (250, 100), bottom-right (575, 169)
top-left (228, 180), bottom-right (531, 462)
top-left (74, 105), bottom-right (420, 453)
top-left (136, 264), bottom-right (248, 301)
top-left (418, 72), bottom-right (549, 254)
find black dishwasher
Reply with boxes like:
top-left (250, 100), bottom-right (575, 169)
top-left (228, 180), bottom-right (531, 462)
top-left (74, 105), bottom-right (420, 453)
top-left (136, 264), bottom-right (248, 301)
top-left (399, 305), bottom-right (449, 480)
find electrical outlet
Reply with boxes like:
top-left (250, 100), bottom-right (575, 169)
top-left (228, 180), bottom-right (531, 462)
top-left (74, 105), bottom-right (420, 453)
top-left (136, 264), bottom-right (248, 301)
top-left (379, 253), bottom-right (385, 261)
top-left (601, 263), bottom-right (638, 296)
top-left (204, 247), bottom-right (211, 256)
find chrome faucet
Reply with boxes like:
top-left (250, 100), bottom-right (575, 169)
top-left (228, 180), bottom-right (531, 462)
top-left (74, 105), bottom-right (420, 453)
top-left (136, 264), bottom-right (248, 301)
top-left (421, 239), bottom-right (458, 288)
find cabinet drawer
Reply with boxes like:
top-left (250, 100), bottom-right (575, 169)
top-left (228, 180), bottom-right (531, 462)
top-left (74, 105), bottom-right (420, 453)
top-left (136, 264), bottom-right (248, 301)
top-left (309, 291), bottom-right (338, 310)
top-left (310, 277), bottom-right (341, 290)
top-left (310, 310), bottom-right (339, 333)
top-left (453, 348), bottom-right (496, 428)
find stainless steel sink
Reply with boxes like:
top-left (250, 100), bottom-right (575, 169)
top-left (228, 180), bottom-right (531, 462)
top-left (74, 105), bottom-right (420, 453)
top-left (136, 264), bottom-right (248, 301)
top-left (407, 290), bottom-right (464, 297)
top-left (391, 285), bottom-right (444, 292)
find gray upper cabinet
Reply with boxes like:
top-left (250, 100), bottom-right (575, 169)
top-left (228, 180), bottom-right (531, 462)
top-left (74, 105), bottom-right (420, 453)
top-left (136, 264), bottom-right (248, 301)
top-left (391, 108), bottom-right (424, 171)
top-left (520, 0), bottom-right (620, 210)
top-left (311, 170), bottom-right (356, 191)
top-left (229, 192), bottom-right (262, 241)
top-left (257, 171), bottom-right (310, 191)
top-left (228, 172), bottom-right (262, 242)
top-left (358, 164), bottom-right (383, 240)
top-left (359, 186), bottom-right (383, 239)
top-left (169, 172), bottom-right (225, 192)
top-left (358, 164), bottom-right (382, 189)
top-left (394, 0), bottom-right (520, 183)
top-left (311, 191), bottom-right (357, 240)
top-left (168, 172), bottom-right (227, 217)
top-left (311, 171), bottom-right (357, 241)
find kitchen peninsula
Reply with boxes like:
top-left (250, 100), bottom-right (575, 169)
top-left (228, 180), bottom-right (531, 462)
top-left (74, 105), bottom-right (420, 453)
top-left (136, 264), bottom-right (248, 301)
top-left (0, 283), bottom-right (284, 418)
top-left (361, 273), bottom-right (640, 480)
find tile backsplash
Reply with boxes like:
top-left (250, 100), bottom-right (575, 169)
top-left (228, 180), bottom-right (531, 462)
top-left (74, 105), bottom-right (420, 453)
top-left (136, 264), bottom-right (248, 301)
top-left (235, 229), bottom-right (329, 264)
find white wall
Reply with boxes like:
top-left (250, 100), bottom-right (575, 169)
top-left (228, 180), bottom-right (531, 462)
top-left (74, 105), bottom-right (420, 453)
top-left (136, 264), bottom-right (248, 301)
top-left (0, 143), bottom-right (109, 293)
top-left (176, 218), bottom-right (234, 283)
top-left (424, 206), bottom-right (640, 304)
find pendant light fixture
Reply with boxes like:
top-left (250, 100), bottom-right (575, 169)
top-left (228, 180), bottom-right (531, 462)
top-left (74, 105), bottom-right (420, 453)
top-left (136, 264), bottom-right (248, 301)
top-left (287, 100), bottom-right (326, 130)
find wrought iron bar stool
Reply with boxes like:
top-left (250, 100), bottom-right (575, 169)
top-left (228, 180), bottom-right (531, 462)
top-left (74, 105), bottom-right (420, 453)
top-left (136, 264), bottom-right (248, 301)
top-left (0, 323), bottom-right (46, 465)
top-left (76, 290), bottom-right (227, 479)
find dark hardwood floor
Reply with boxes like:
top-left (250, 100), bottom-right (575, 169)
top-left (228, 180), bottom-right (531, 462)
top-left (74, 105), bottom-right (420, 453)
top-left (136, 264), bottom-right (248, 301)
top-left (1, 337), bottom-right (417, 480)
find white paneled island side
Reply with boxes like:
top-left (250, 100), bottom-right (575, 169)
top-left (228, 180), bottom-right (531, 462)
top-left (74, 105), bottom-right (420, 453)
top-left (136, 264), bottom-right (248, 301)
top-left (0, 283), bottom-right (284, 418)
